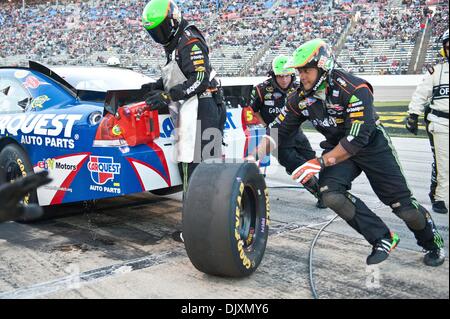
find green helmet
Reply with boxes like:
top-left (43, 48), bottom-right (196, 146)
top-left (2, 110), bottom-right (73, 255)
top-left (142, 0), bottom-right (182, 45)
top-left (286, 39), bottom-right (335, 94)
top-left (272, 55), bottom-right (295, 76)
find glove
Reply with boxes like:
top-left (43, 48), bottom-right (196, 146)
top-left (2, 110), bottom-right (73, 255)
top-left (145, 91), bottom-right (172, 111)
top-left (292, 158), bottom-right (325, 185)
top-left (405, 114), bottom-right (419, 135)
top-left (0, 171), bottom-right (52, 223)
top-left (141, 82), bottom-right (157, 92)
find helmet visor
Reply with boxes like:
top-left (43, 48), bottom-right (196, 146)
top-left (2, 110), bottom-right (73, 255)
top-left (146, 16), bottom-right (174, 45)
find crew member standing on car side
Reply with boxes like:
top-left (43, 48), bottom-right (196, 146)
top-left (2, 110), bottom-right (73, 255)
top-left (141, 0), bottom-right (224, 244)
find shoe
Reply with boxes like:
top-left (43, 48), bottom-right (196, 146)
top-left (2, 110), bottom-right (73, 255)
top-left (367, 232), bottom-right (400, 265)
top-left (316, 198), bottom-right (327, 209)
top-left (432, 201), bottom-right (448, 214)
top-left (172, 230), bottom-right (184, 243)
top-left (424, 248), bottom-right (446, 267)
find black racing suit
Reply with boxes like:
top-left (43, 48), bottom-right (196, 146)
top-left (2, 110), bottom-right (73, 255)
top-left (250, 77), bottom-right (321, 199)
top-left (268, 69), bottom-right (444, 250)
top-left (151, 20), bottom-right (225, 189)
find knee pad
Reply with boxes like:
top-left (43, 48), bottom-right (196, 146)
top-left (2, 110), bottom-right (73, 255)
top-left (322, 191), bottom-right (356, 221)
top-left (393, 203), bottom-right (427, 231)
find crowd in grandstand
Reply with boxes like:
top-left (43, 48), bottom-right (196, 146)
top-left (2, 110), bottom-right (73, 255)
top-left (0, 0), bottom-right (448, 76)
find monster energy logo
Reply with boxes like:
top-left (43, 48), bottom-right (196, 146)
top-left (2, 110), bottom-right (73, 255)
top-left (350, 121), bottom-right (362, 137)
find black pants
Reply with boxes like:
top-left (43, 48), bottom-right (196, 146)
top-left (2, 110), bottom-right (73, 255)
top-left (277, 130), bottom-right (316, 175)
top-left (178, 97), bottom-right (222, 193)
top-left (319, 125), bottom-right (440, 249)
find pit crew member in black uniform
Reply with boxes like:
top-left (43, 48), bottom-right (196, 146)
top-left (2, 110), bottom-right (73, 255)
top-left (250, 55), bottom-right (325, 208)
top-left (142, 0), bottom-right (224, 193)
top-left (142, 0), bottom-right (225, 243)
top-left (248, 39), bottom-right (446, 267)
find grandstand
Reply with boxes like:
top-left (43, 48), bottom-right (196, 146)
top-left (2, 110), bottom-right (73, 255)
top-left (0, 0), bottom-right (448, 77)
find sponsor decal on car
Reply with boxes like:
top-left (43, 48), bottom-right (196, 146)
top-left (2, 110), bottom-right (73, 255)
top-left (224, 111), bottom-right (237, 130)
top-left (37, 158), bottom-right (77, 171)
top-left (23, 76), bottom-right (49, 90)
top-left (30, 95), bottom-right (50, 109)
top-left (0, 114), bottom-right (83, 149)
top-left (23, 76), bottom-right (41, 89)
top-left (88, 156), bottom-right (121, 186)
top-left (14, 70), bottom-right (29, 79)
top-left (160, 117), bottom-right (175, 138)
top-left (0, 114), bottom-right (82, 137)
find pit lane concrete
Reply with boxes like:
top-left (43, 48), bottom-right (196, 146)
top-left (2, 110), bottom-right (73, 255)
top-left (0, 133), bottom-right (448, 299)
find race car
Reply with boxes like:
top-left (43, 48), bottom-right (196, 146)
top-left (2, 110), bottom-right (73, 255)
top-left (0, 61), bottom-right (270, 278)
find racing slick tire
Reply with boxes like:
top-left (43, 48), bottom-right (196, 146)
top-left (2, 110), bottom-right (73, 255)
top-left (0, 144), bottom-right (40, 222)
top-left (183, 162), bottom-right (270, 277)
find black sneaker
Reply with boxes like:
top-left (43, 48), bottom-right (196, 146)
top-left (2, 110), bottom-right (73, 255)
top-left (316, 198), bottom-right (327, 209)
top-left (432, 201), bottom-right (448, 214)
top-left (367, 232), bottom-right (400, 265)
top-left (424, 248), bottom-right (446, 267)
top-left (172, 230), bottom-right (184, 243)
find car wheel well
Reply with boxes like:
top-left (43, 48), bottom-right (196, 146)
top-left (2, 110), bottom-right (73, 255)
top-left (0, 138), bottom-right (31, 163)
top-left (0, 137), bottom-right (26, 155)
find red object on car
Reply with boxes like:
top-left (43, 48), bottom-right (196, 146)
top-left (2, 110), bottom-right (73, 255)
top-left (95, 102), bottom-right (160, 147)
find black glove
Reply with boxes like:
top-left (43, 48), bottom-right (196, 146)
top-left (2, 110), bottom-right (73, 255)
top-left (0, 171), bottom-right (52, 223)
top-left (168, 86), bottom-right (186, 102)
top-left (145, 91), bottom-right (172, 111)
top-left (405, 114), bottom-right (419, 135)
top-left (141, 82), bottom-right (157, 92)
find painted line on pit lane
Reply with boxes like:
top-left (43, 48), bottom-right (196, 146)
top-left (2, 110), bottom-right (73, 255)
top-left (0, 250), bottom-right (182, 299)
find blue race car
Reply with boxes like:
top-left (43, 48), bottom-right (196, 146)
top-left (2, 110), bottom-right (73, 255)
top-left (0, 61), bottom-right (270, 278)
top-left (0, 61), bottom-right (267, 206)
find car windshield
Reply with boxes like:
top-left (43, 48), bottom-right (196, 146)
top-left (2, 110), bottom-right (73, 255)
top-left (52, 67), bottom-right (155, 92)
